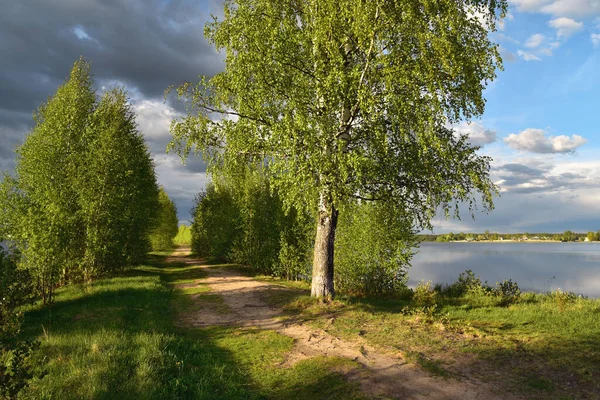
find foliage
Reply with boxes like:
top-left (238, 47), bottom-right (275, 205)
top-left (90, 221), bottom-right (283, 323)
top-left (190, 169), bottom-right (313, 280)
top-left (170, 0), bottom-right (506, 297)
top-left (546, 289), bottom-right (579, 310)
top-left (493, 279), bottom-right (521, 306)
top-left (2, 59), bottom-right (96, 302)
top-left (586, 231), bottom-right (599, 242)
top-left (149, 188), bottom-right (179, 251)
top-left (335, 202), bottom-right (417, 296)
top-left (173, 225), bottom-right (192, 246)
top-left (0, 246), bottom-right (40, 399)
top-left (190, 181), bottom-right (242, 259)
top-left (561, 230), bottom-right (575, 242)
top-left (79, 88), bottom-right (160, 275)
top-left (0, 59), bottom-right (159, 299)
top-left (412, 281), bottom-right (438, 308)
top-left (441, 269), bottom-right (484, 297)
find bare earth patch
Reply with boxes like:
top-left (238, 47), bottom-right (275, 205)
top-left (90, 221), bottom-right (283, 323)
top-left (169, 250), bottom-right (519, 400)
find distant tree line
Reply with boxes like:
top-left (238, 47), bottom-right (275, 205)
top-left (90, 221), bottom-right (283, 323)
top-left (420, 230), bottom-right (600, 242)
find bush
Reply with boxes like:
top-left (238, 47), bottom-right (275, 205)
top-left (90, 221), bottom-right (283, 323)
top-left (442, 269), bottom-right (484, 297)
top-left (190, 169), bottom-right (313, 280)
top-left (493, 279), bottom-right (521, 306)
top-left (413, 281), bottom-right (438, 307)
top-left (190, 182), bottom-right (242, 259)
top-left (149, 188), bottom-right (179, 251)
top-left (335, 202), bottom-right (416, 296)
top-left (547, 288), bottom-right (578, 310)
top-left (0, 246), bottom-right (40, 399)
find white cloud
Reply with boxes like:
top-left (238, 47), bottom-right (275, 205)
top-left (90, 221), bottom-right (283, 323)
top-left (504, 128), bottom-right (588, 154)
top-left (592, 33), bottom-right (600, 47)
top-left (452, 121), bottom-right (497, 147)
top-left (499, 47), bottom-right (517, 61)
top-left (525, 33), bottom-right (545, 48)
top-left (517, 50), bottom-right (542, 61)
top-left (548, 17), bottom-right (584, 38)
top-left (541, 0), bottom-right (600, 18)
top-left (134, 99), bottom-right (179, 141)
top-left (511, 0), bottom-right (600, 18)
top-left (495, 33), bottom-right (521, 44)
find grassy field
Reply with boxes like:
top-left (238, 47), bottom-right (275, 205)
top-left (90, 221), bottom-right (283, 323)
top-left (250, 272), bottom-right (600, 400)
top-left (18, 254), bottom-right (363, 400)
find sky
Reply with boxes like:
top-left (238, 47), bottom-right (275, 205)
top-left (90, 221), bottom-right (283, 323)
top-left (0, 0), bottom-right (599, 233)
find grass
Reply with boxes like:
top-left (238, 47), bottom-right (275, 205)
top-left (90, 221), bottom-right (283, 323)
top-left (18, 253), bottom-right (363, 400)
top-left (247, 272), bottom-right (600, 399)
top-left (173, 225), bottom-right (192, 246)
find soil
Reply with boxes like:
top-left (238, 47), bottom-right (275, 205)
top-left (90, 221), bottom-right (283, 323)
top-left (168, 248), bottom-right (519, 400)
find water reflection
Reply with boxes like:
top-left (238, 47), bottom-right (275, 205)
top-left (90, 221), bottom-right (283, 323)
top-left (409, 242), bottom-right (600, 297)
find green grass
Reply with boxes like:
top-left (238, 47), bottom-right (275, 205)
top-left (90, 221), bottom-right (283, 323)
top-left (251, 280), bottom-right (600, 399)
top-left (173, 225), bottom-right (192, 246)
top-left (18, 254), bottom-right (363, 399)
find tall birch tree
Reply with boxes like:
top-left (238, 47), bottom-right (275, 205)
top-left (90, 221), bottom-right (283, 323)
top-left (170, 0), bottom-right (506, 298)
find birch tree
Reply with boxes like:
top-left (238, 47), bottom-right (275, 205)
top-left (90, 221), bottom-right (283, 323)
top-left (170, 0), bottom-right (506, 298)
top-left (149, 187), bottom-right (178, 251)
top-left (1, 59), bottom-right (159, 298)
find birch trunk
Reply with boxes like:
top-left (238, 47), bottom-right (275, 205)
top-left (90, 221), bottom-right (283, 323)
top-left (311, 190), bottom-right (338, 298)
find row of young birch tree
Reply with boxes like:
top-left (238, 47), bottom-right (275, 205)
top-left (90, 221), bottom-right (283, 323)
top-left (0, 59), bottom-right (181, 397)
top-left (0, 59), bottom-right (166, 304)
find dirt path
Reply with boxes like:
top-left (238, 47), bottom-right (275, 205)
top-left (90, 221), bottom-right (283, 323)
top-left (169, 249), bottom-right (515, 400)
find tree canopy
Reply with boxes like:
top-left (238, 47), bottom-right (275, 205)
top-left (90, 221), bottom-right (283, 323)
top-left (0, 58), bottom-right (159, 301)
top-left (170, 0), bottom-right (506, 297)
top-left (149, 188), bottom-right (179, 251)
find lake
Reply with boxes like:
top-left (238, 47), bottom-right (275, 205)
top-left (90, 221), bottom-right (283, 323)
top-left (409, 242), bottom-right (600, 298)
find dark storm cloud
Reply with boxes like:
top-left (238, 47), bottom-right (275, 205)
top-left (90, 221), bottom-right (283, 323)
top-left (0, 0), bottom-right (220, 220)
top-left (0, 0), bottom-right (222, 130)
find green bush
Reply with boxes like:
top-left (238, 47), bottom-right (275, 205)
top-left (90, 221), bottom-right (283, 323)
top-left (413, 280), bottom-right (438, 307)
top-left (0, 246), bottom-right (40, 399)
top-left (440, 269), bottom-right (484, 297)
top-left (493, 279), bottom-right (521, 306)
top-left (334, 202), bottom-right (416, 296)
top-left (190, 169), bottom-right (313, 279)
top-left (546, 288), bottom-right (579, 310)
top-left (191, 182), bottom-right (242, 259)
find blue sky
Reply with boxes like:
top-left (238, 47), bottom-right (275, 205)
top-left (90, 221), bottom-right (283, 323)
top-left (430, 1), bottom-right (600, 233)
top-left (0, 0), bottom-right (599, 233)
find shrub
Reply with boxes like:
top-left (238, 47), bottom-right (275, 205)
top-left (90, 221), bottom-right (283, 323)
top-left (335, 202), bottom-right (416, 296)
top-left (493, 279), bottom-right (521, 306)
top-left (0, 246), bottom-right (40, 399)
top-left (413, 281), bottom-right (438, 307)
top-left (149, 188), bottom-right (179, 251)
top-left (547, 288), bottom-right (578, 310)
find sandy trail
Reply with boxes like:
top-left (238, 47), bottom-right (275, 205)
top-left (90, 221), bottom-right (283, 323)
top-left (169, 249), bottom-right (516, 400)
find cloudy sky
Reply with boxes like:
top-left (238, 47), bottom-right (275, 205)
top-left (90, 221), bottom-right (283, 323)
top-left (1, 0), bottom-right (599, 233)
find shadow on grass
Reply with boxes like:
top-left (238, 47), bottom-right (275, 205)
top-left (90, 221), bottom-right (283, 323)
top-left (261, 285), bottom-right (600, 399)
top-left (19, 257), bottom-right (361, 400)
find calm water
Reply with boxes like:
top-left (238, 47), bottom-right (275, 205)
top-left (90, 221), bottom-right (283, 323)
top-left (409, 242), bottom-right (600, 298)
